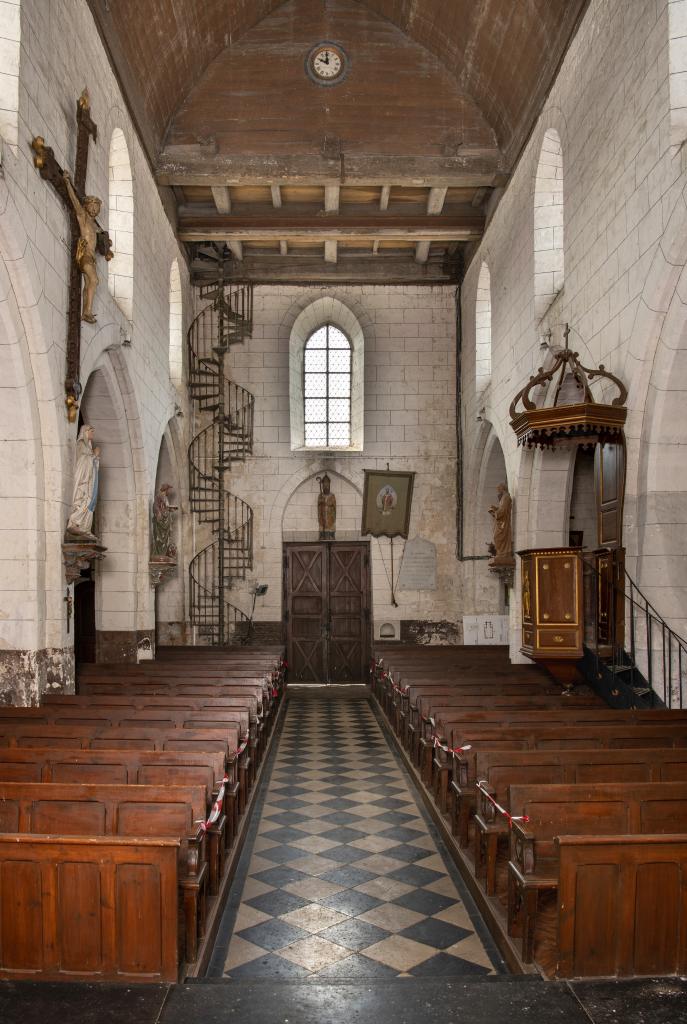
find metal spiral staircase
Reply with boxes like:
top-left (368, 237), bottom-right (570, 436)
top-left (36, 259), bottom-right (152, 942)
top-left (187, 266), bottom-right (255, 644)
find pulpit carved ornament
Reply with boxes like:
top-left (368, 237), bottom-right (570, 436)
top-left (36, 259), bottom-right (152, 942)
top-left (508, 325), bottom-right (627, 450)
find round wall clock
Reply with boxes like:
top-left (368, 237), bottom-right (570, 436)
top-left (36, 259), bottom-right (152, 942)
top-left (306, 42), bottom-right (348, 85)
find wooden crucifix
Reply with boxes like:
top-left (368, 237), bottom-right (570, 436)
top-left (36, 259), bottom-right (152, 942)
top-left (31, 89), bottom-right (113, 422)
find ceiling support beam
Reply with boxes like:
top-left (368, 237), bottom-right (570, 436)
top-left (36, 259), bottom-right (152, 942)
top-left (324, 185), bottom-right (340, 213)
top-left (271, 184), bottom-right (282, 208)
top-left (426, 187), bottom-right (448, 215)
top-left (228, 240), bottom-right (243, 261)
top-left (211, 186), bottom-right (232, 213)
top-left (156, 151), bottom-right (506, 189)
top-left (324, 240), bottom-right (338, 263)
top-left (372, 240), bottom-right (380, 255)
top-left (190, 255), bottom-right (460, 285)
top-left (178, 210), bottom-right (484, 243)
top-left (379, 185), bottom-right (391, 211)
top-left (415, 241), bottom-right (431, 264)
top-left (279, 240), bottom-right (288, 256)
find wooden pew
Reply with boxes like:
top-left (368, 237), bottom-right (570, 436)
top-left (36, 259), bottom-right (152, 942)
top-left (430, 708), bottom-right (687, 812)
top-left (469, 747), bottom-right (687, 893)
top-left (0, 746), bottom-right (229, 890)
top-left (0, 780), bottom-right (209, 964)
top-left (0, 834), bottom-right (180, 982)
top-left (555, 835), bottom-right (687, 978)
top-left (505, 781), bottom-right (687, 963)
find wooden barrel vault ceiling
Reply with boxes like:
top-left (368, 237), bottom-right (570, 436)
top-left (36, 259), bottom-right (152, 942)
top-left (87, 0), bottom-right (588, 285)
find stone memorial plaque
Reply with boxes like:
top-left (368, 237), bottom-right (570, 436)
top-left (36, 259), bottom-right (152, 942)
top-left (397, 537), bottom-right (437, 591)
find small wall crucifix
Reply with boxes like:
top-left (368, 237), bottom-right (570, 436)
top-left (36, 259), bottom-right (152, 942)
top-left (31, 89), bottom-right (113, 422)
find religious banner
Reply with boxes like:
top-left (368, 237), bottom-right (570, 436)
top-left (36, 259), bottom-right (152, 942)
top-left (361, 470), bottom-right (415, 538)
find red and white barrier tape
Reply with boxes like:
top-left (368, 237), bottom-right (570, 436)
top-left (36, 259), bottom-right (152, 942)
top-left (433, 736), bottom-right (472, 756)
top-left (236, 739), bottom-right (248, 757)
top-left (476, 779), bottom-right (529, 829)
top-left (199, 774), bottom-right (229, 831)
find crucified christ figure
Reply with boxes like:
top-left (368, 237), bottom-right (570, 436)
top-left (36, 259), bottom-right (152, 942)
top-left (63, 171), bottom-right (104, 324)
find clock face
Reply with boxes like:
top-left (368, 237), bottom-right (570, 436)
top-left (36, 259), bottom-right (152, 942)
top-left (307, 43), bottom-right (347, 85)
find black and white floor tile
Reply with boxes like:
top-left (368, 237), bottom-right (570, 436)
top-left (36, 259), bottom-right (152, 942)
top-left (212, 696), bottom-right (503, 979)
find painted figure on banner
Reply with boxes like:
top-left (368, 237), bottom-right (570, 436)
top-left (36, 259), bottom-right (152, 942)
top-left (66, 425), bottom-right (100, 540)
top-left (151, 483), bottom-right (178, 559)
top-left (488, 482), bottom-right (514, 565)
top-left (317, 474), bottom-right (336, 540)
top-left (378, 485), bottom-right (397, 516)
top-left (63, 171), bottom-right (111, 323)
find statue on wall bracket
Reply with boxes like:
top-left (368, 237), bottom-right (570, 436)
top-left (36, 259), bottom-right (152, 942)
top-left (317, 474), bottom-right (336, 540)
top-left (487, 482), bottom-right (515, 587)
top-left (62, 424), bottom-right (106, 584)
top-left (31, 89), bottom-right (113, 422)
top-left (150, 483), bottom-right (178, 588)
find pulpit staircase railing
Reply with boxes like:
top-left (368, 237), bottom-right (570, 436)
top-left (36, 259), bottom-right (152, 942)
top-left (187, 276), bottom-right (255, 644)
top-left (581, 553), bottom-right (687, 709)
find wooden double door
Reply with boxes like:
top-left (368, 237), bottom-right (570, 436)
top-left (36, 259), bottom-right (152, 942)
top-left (284, 542), bottom-right (370, 683)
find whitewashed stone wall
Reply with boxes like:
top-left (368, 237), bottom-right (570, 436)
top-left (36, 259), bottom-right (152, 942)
top-left (461, 0), bottom-right (687, 661)
top-left (0, 0), bottom-right (192, 700)
top-left (221, 285), bottom-right (461, 641)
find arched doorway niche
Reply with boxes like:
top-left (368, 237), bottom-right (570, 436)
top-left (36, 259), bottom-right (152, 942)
top-left (79, 362), bottom-right (140, 662)
top-left (567, 447), bottom-right (597, 550)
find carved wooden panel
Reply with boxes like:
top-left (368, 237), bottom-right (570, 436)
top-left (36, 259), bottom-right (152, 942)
top-left (0, 835), bottom-right (179, 982)
top-left (519, 548), bottom-right (583, 661)
top-left (284, 542), bottom-right (370, 683)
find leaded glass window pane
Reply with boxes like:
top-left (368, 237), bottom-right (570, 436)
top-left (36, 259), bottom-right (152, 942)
top-left (303, 324), bottom-right (352, 447)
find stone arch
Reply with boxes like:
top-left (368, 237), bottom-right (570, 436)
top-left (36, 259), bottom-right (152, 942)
top-left (168, 258), bottom-right (183, 386)
top-left (107, 128), bottom-right (134, 322)
top-left (0, 252), bottom-right (45, 702)
top-left (282, 469), bottom-right (363, 540)
top-left (476, 430), bottom-right (509, 556)
top-left (79, 357), bottom-right (143, 661)
top-left (475, 261), bottom-right (492, 394)
top-left (282, 293), bottom-right (374, 452)
top-left (617, 178), bottom-right (687, 637)
top-left (0, 174), bottom-right (74, 700)
top-left (534, 127), bottom-right (565, 323)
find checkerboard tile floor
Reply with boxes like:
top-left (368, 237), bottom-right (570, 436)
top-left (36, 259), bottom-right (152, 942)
top-left (218, 696), bottom-right (502, 979)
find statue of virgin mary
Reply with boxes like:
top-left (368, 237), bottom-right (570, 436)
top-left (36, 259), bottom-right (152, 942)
top-left (66, 424), bottom-right (100, 540)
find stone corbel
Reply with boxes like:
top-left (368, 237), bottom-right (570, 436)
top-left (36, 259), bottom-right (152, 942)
top-left (149, 556), bottom-right (177, 589)
top-left (62, 539), bottom-right (107, 584)
top-left (488, 557), bottom-right (515, 589)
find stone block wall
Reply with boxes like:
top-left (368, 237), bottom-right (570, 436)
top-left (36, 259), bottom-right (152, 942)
top-left (0, 0), bottom-right (193, 700)
top-left (461, 0), bottom-right (687, 656)
top-left (219, 285), bottom-right (462, 642)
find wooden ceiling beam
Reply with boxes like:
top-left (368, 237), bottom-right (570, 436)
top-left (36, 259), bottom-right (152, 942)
top-left (324, 185), bottom-right (340, 213)
top-left (211, 186), bottom-right (232, 214)
top-left (228, 240), bottom-right (243, 261)
top-left (177, 210), bottom-right (484, 242)
top-left (156, 150), bottom-right (506, 189)
top-left (426, 187), bottom-right (448, 215)
top-left (279, 240), bottom-right (288, 255)
top-left (324, 240), bottom-right (338, 263)
top-left (271, 184), bottom-right (282, 208)
top-left (190, 255), bottom-right (459, 286)
top-left (379, 186), bottom-right (391, 211)
top-left (415, 240), bottom-right (431, 264)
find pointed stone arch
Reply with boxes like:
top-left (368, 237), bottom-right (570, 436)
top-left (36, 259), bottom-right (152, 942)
top-left (475, 261), bottom-right (492, 394)
top-left (107, 128), bottom-right (134, 323)
top-left (168, 258), bottom-right (183, 386)
top-left (534, 127), bottom-right (565, 322)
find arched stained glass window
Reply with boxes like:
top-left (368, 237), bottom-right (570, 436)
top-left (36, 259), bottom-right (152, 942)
top-left (304, 324), bottom-right (352, 447)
